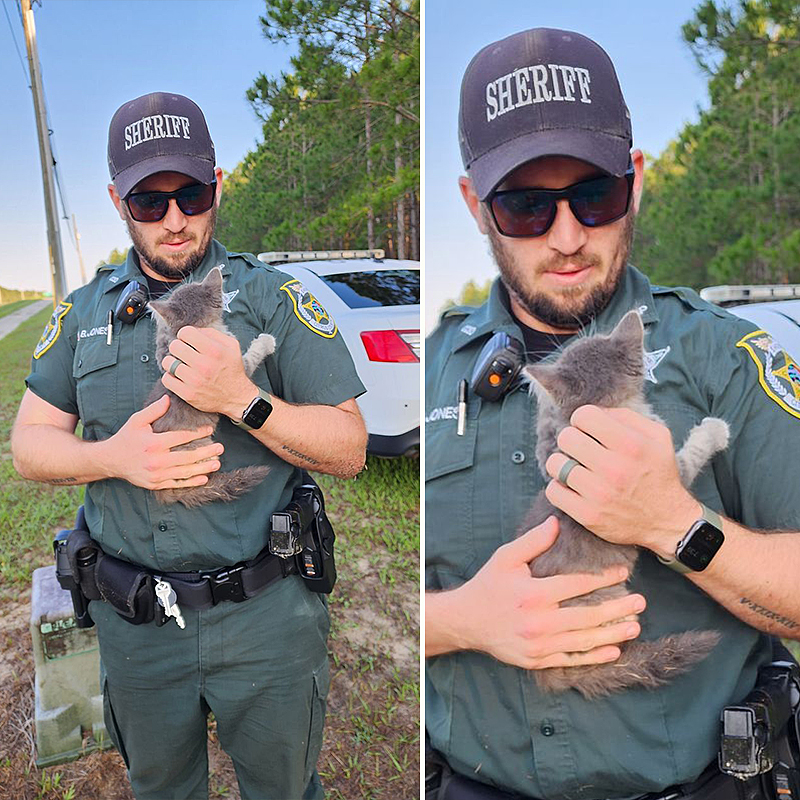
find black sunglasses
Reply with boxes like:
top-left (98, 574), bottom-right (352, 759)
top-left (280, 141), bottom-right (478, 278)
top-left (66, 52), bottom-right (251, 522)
top-left (125, 180), bottom-right (217, 223)
top-left (489, 166), bottom-right (635, 238)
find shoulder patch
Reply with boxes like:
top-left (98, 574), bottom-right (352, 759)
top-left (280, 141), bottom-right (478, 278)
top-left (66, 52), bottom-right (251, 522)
top-left (737, 329), bottom-right (800, 420)
top-left (33, 301), bottom-right (72, 360)
top-left (280, 279), bottom-right (337, 338)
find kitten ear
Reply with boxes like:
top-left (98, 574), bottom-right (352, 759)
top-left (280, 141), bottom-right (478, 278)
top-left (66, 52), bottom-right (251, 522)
top-left (523, 363), bottom-right (564, 400)
top-left (610, 309), bottom-right (644, 346)
top-left (202, 266), bottom-right (224, 291)
top-left (148, 300), bottom-right (170, 326)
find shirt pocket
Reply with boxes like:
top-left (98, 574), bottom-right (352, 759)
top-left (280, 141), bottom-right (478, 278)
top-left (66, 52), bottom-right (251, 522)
top-left (425, 415), bottom-right (479, 587)
top-left (73, 336), bottom-right (120, 437)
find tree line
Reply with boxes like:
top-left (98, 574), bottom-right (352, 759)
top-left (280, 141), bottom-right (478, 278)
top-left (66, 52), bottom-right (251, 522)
top-left (217, 0), bottom-right (420, 261)
top-left (634, 0), bottom-right (800, 289)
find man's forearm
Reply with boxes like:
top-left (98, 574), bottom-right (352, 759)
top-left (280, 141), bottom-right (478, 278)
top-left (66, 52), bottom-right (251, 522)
top-left (244, 394), bottom-right (367, 478)
top-left (11, 422), bottom-right (114, 485)
top-left (680, 518), bottom-right (800, 639)
top-left (426, 589), bottom-right (470, 657)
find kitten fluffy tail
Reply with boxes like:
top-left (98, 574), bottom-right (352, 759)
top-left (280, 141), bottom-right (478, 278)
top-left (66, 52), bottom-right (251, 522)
top-left (157, 466), bottom-right (270, 508)
top-left (536, 630), bottom-right (721, 700)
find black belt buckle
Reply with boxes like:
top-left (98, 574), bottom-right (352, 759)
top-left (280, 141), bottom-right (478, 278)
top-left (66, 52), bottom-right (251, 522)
top-left (206, 563), bottom-right (247, 604)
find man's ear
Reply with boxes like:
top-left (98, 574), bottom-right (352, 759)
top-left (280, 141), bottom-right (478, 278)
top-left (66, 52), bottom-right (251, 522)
top-left (630, 149), bottom-right (645, 214)
top-left (213, 166), bottom-right (223, 209)
top-left (108, 183), bottom-right (125, 221)
top-left (458, 175), bottom-right (490, 235)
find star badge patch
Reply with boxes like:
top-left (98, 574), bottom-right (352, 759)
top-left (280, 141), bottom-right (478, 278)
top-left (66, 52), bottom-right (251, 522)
top-left (279, 279), bottom-right (337, 338)
top-left (33, 301), bottom-right (72, 359)
top-left (222, 289), bottom-right (239, 313)
top-left (737, 329), bottom-right (800, 419)
top-left (644, 346), bottom-right (670, 384)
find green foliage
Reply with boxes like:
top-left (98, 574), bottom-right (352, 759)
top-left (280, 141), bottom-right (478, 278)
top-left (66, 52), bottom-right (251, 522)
top-left (439, 278), bottom-right (493, 316)
top-left (218, 0), bottom-right (420, 260)
top-left (634, 1), bottom-right (800, 289)
top-left (96, 247), bottom-right (128, 270)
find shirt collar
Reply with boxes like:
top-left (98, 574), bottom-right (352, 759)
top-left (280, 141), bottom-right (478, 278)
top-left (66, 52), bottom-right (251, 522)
top-left (449, 265), bottom-right (659, 354)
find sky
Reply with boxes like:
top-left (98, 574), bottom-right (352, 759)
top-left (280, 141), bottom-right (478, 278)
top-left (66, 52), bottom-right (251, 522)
top-left (424, 0), bottom-right (713, 331)
top-left (1, 0), bottom-right (293, 296)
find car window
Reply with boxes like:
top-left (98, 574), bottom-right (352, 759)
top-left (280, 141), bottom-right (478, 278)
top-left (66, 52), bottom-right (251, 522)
top-left (319, 269), bottom-right (420, 308)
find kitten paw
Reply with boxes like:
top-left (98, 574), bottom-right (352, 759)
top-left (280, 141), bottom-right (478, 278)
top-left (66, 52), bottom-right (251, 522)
top-left (699, 416), bottom-right (730, 454)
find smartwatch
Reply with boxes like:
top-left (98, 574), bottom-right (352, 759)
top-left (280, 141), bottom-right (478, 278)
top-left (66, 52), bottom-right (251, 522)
top-left (658, 504), bottom-right (724, 573)
top-left (230, 388), bottom-right (273, 431)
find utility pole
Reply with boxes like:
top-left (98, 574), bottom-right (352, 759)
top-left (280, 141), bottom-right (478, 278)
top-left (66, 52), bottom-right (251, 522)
top-left (72, 214), bottom-right (87, 285)
top-left (20, 0), bottom-right (67, 306)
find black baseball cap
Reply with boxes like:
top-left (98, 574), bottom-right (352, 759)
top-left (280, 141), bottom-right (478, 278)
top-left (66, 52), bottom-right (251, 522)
top-left (459, 28), bottom-right (632, 200)
top-left (108, 92), bottom-right (216, 199)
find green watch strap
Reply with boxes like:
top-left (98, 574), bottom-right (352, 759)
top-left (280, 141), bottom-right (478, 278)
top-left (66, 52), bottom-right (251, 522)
top-left (657, 504), bottom-right (722, 573)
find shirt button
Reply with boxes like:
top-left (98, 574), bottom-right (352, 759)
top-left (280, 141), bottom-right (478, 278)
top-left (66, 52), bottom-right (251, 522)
top-left (140, 354), bottom-right (150, 363)
top-left (540, 721), bottom-right (555, 737)
top-left (158, 523), bottom-right (168, 532)
top-left (511, 450), bottom-right (525, 464)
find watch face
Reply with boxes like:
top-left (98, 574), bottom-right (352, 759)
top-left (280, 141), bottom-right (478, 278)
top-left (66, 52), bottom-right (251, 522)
top-left (677, 521), bottom-right (724, 571)
top-left (243, 395), bottom-right (272, 429)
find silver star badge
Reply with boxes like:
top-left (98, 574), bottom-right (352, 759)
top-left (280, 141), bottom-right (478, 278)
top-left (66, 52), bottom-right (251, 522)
top-left (222, 289), bottom-right (239, 313)
top-left (644, 346), bottom-right (670, 384)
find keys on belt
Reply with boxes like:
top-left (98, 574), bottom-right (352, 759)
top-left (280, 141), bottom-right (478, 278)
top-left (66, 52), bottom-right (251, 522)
top-left (155, 579), bottom-right (186, 629)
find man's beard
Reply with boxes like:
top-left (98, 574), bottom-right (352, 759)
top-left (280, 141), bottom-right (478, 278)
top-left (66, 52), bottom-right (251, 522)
top-left (123, 205), bottom-right (217, 280)
top-left (486, 211), bottom-right (635, 330)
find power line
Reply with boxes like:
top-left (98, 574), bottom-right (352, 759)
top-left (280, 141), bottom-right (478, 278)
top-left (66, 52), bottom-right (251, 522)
top-left (2, 0), bottom-right (30, 84)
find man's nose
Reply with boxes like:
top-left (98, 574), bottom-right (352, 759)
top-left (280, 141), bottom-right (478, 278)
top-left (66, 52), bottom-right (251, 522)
top-left (545, 199), bottom-right (587, 255)
top-left (162, 198), bottom-right (188, 232)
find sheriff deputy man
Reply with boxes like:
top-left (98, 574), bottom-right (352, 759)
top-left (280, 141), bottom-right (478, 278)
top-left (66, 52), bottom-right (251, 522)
top-left (425, 28), bottom-right (800, 800)
top-left (12, 91), bottom-right (368, 800)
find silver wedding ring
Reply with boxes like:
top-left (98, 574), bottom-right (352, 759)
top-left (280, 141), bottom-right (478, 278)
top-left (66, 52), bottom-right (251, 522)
top-left (557, 457), bottom-right (581, 487)
top-left (167, 358), bottom-right (183, 378)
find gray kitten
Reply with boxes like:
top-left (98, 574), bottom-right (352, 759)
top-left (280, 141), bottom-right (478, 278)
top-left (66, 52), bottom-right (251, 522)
top-left (520, 310), bottom-right (727, 699)
top-left (144, 267), bottom-right (276, 508)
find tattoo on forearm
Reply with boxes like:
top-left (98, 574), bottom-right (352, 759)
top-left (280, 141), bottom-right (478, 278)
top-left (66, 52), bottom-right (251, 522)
top-left (281, 445), bottom-right (320, 465)
top-left (739, 597), bottom-right (799, 629)
top-left (48, 477), bottom-right (78, 485)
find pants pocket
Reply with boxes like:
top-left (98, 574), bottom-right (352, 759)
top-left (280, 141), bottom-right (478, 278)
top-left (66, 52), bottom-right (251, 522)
top-left (303, 662), bottom-right (330, 784)
top-left (102, 673), bottom-right (131, 769)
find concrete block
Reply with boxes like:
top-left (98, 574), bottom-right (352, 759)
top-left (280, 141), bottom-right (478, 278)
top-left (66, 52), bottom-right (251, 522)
top-left (30, 565), bottom-right (112, 766)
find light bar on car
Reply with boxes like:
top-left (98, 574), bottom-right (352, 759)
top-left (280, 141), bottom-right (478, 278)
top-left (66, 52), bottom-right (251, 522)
top-left (258, 249), bottom-right (385, 265)
top-left (360, 330), bottom-right (420, 363)
top-left (700, 284), bottom-right (800, 304)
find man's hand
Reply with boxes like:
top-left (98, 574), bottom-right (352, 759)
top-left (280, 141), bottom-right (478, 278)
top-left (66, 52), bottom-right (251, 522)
top-left (104, 394), bottom-right (224, 490)
top-left (544, 405), bottom-right (700, 556)
top-left (426, 516), bottom-right (646, 668)
top-left (161, 326), bottom-right (255, 419)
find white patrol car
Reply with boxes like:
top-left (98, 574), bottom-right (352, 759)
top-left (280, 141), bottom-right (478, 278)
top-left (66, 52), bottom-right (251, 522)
top-left (701, 284), bottom-right (800, 361)
top-left (258, 249), bottom-right (420, 457)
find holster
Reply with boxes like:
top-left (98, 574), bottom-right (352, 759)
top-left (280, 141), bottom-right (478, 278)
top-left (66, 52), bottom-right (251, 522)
top-left (60, 521), bottom-right (156, 625)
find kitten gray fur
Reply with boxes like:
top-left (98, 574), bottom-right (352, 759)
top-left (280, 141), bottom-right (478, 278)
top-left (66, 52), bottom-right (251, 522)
top-left (520, 310), bottom-right (728, 699)
top-left (144, 267), bottom-right (276, 508)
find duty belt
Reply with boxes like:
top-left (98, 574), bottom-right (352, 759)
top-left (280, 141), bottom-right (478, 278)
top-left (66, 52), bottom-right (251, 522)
top-left (161, 545), bottom-right (296, 609)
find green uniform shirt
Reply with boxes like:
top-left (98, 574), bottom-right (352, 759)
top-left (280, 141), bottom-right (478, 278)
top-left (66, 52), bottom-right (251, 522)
top-left (426, 265), bottom-right (800, 799)
top-left (27, 239), bottom-right (365, 572)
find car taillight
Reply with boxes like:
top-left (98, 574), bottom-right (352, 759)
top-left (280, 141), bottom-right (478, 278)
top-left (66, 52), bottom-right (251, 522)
top-left (360, 330), bottom-right (420, 362)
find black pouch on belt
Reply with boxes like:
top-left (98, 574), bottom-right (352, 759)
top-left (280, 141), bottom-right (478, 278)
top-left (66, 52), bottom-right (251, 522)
top-left (94, 555), bottom-right (156, 625)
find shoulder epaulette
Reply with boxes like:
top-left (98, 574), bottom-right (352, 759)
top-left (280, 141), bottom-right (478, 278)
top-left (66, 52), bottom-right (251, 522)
top-left (96, 264), bottom-right (115, 273)
top-left (651, 285), bottom-right (731, 320)
top-left (440, 305), bottom-right (473, 320)
top-left (226, 250), bottom-right (265, 269)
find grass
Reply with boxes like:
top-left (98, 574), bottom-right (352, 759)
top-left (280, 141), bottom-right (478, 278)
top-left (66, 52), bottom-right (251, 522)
top-left (0, 307), bottom-right (420, 800)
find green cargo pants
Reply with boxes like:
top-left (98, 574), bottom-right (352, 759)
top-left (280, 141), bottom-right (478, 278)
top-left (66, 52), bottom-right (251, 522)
top-left (91, 573), bottom-right (330, 800)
